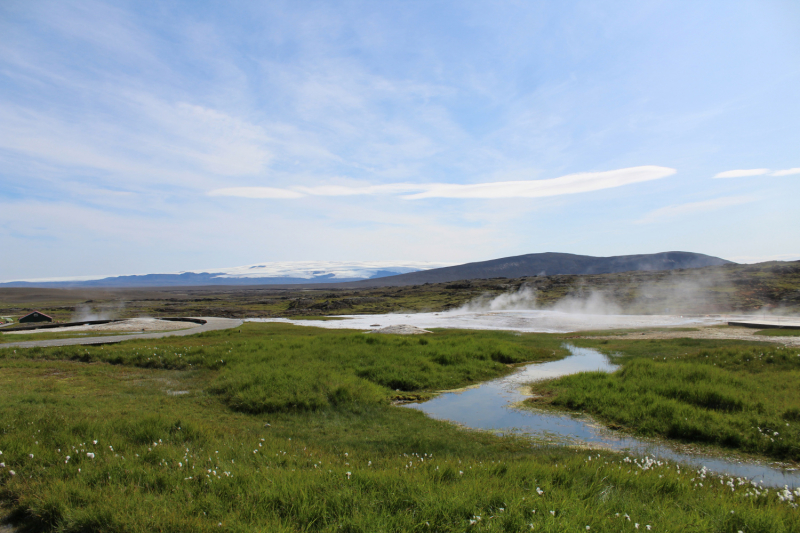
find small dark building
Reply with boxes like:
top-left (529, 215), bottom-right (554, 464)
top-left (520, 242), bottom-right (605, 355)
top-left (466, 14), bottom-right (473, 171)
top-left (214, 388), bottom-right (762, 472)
top-left (19, 310), bottom-right (54, 323)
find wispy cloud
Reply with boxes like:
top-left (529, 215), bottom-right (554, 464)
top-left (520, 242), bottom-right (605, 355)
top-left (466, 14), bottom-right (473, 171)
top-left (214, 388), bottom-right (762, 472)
top-left (404, 166), bottom-right (675, 199)
top-left (208, 187), bottom-right (305, 199)
top-left (637, 195), bottom-right (755, 224)
top-left (772, 168), bottom-right (800, 176)
top-left (207, 165), bottom-right (676, 200)
top-left (712, 168), bottom-right (770, 178)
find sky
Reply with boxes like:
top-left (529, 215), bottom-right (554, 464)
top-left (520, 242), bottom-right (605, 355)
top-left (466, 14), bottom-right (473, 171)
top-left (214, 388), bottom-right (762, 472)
top-left (1, 0), bottom-right (799, 281)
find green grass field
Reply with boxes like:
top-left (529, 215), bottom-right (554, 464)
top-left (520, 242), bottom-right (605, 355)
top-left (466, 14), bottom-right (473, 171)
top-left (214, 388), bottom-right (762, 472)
top-left (1, 324), bottom-right (799, 532)
top-left (528, 338), bottom-right (800, 461)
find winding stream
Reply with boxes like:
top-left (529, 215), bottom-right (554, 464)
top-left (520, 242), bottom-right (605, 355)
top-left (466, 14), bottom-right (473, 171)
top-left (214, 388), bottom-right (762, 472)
top-left (404, 345), bottom-right (800, 488)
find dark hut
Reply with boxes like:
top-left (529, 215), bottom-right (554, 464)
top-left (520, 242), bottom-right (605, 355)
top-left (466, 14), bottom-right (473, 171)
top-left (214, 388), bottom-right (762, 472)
top-left (19, 310), bottom-right (54, 323)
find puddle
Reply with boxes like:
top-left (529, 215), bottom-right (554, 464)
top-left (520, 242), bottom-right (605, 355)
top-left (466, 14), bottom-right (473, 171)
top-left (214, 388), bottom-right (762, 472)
top-left (404, 345), bottom-right (800, 488)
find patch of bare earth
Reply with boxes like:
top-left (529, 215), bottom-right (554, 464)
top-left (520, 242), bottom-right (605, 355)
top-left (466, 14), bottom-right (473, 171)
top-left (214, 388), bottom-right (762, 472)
top-left (371, 324), bottom-right (432, 335)
top-left (2, 318), bottom-right (196, 335)
top-left (576, 325), bottom-right (800, 347)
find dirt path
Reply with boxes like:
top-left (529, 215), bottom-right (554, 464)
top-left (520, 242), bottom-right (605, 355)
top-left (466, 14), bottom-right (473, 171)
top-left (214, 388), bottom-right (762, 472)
top-left (576, 325), bottom-right (800, 347)
top-left (0, 317), bottom-right (243, 349)
top-left (2, 317), bottom-right (193, 335)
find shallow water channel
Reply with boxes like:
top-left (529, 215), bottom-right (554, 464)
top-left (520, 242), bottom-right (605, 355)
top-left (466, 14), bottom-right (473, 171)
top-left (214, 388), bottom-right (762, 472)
top-left (404, 345), bottom-right (800, 488)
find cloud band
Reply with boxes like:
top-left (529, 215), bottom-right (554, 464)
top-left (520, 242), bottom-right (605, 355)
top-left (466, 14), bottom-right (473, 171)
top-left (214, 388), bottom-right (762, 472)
top-left (208, 165), bottom-right (676, 201)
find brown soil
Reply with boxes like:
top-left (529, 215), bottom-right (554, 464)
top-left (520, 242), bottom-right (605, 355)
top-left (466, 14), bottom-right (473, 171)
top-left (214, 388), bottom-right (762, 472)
top-left (1, 318), bottom-right (195, 335)
top-left (574, 325), bottom-right (800, 346)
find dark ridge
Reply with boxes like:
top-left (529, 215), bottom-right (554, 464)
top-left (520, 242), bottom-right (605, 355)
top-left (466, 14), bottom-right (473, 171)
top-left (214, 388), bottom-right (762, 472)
top-left (341, 251), bottom-right (732, 287)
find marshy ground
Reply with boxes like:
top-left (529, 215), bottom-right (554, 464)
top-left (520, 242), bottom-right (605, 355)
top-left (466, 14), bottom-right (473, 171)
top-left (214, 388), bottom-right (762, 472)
top-left (1, 323), bottom-right (799, 532)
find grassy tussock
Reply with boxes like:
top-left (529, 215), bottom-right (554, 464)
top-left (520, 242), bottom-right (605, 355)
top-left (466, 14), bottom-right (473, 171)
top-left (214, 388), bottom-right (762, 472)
top-left (530, 339), bottom-right (800, 460)
top-left (7, 324), bottom-right (566, 413)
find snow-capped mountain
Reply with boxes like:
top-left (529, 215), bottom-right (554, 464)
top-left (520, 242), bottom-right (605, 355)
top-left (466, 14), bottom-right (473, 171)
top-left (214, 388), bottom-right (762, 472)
top-left (202, 260), bottom-right (452, 281)
top-left (0, 261), bottom-right (453, 287)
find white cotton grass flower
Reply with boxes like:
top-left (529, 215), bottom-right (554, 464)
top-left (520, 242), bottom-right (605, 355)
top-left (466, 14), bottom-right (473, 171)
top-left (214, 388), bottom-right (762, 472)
top-left (29, 454), bottom-right (34, 459)
top-left (9, 470), bottom-right (16, 476)
top-left (86, 452), bottom-right (95, 459)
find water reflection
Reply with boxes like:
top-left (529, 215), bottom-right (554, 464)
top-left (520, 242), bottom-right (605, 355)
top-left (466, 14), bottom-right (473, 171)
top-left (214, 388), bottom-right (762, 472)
top-left (404, 345), bottom-right (800, 488)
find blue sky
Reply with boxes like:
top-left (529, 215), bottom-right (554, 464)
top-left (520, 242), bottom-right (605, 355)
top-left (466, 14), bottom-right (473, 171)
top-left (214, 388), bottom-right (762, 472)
top-left (1, 0), bottom-right (799, 280)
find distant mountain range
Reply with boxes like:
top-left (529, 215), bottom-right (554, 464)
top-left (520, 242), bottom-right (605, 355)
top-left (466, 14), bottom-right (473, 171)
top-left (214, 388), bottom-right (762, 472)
top-left (0, 252), bottom-right (732, 289)
top-left (0, 261), bottom-right (451, 288)
top-left (342, 251), bottom-right (733, 287)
